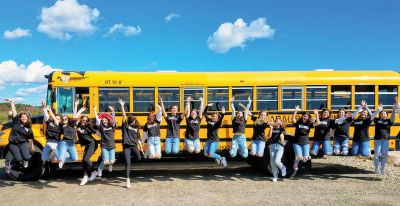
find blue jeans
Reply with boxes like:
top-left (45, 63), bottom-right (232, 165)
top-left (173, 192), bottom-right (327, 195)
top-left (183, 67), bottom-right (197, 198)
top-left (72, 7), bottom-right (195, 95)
top-left (99, 148), bottom-right (116, 170)
top-left (165, 137), bottom-right (180, 154)
top-left (311, 140), bottom-right (332, 156)
top-left (230, 134), bottom-right (248, 158)
top-left (333, 136), bottom-right (349, 155)
top-left (185, 138), bottom-right (201, 153)
top-left (293, 143), bottom-right (310, 160)
top-left (269, 143), bottom-right (285, 178)
top-left (204, 140), bottom-right (221, 160)
top-left (250, 140), bottom-right (266, 157)
top-left (352, 140), bottom-right (370, 157)
top-left (374, 139), bottom-right (389, 168)
top-left (147, 136), bottom-right (161, 157)
top-left (57, 140), bottom-right (78, 162)
top-left (42, 139), bottom-right (59, 161)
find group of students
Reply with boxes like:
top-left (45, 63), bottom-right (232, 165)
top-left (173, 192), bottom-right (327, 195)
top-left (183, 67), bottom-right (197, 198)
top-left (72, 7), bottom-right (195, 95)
top-left (3, 96), bottom-right (400, 187)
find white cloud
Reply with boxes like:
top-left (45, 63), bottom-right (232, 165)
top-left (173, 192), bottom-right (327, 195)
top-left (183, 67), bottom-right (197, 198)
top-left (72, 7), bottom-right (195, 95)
top-left (12, 97), bottom-right (26, 104)
top-left (207, 18), bottom-right (275, 53)
top-left (104, 23), bottom-right (141, 37)
top-left (3, 28), bottom-right (31, 40)
top-left (37, 0), bottom-right (100, 40)
top-left (16, 85), bottom-right (48, 97)
top-left (164, 13), bottom-right (180, 22)
top-left (0, 60), bottom-right (58, 84)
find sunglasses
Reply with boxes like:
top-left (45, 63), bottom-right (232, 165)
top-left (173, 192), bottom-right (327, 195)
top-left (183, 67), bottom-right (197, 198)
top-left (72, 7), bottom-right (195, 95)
top-left (82, 119), bottom-right (88, 122)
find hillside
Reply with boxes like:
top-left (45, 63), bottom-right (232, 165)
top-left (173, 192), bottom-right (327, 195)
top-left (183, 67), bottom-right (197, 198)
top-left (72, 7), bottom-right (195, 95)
top-left (0, 103), bottom-right (42, 124)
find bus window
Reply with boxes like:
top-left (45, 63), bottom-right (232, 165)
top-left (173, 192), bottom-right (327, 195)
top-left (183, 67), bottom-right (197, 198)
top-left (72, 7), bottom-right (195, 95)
top-left (207, 87), bottom-right (228, 111)
top-left (355, 85), bottom-right (375, 109)
top-left (76, 87), bottom-right (90, 114)
top-left (331, 85), bottom-right (351, 110)
top-left (282, 86), bottom-right (302, 110)
top-left (46, 86), bottom-right (55, 107)
top-left (306, 86), bottom-right (327, 110)
top-left (232, 87), bottom-right (253, 111)
top-left (134, 88), bottom-right (155, 112)
top-left (257, 87), bottom-right (277, 110)
top-left (99, 88), bottom-right (130, 112)
top-left (57, 87), bottom-right (75, 114)
top-left (379, 85), bottom-right (398, 109)
top-left (159, 88), bottom-right (180, 111)
top-left (183, 87), bottom-right (204, 110)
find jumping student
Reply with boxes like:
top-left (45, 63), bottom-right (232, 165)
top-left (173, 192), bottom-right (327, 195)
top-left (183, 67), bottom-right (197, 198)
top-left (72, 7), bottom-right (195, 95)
top-left (351, 100), bottom-right (380, 157)
top-left (94, 105), bottom-right (116, 176)
top-left (159, 96), bottom-right (185, 155)
top-left (203, 103), bottom-right (227, 166)
top-left (250, 111), bottom-right (270, 157)
top-left (142, 105), bottom-right (163, 159)
top-left (373, 102), bottom-right (396, 175)
top-left (229, 96), bottom-right (251, 158)
top-left (41, 100), bottom-right (61, 162)
top-left (76, 113), bottom-right (98, 186)
top-left (4, 98), bottom-right (35, 173)
top-left (291, 105), bottom-right (319, 177)
top-left (310, 109), bottom-right (335, 157)
top-left (58, 100), bottom-right (85, 168)
top-left (268, 118), bottom-right (287, 182)
top-left (184, 97), bottom-right (204, 154)
top-left (118, 99), bottom-right (142, 189)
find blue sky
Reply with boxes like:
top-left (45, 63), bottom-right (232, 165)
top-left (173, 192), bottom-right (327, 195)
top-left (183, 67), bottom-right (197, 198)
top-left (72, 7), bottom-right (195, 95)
top-left (0, 0), bottom-right (399, 105)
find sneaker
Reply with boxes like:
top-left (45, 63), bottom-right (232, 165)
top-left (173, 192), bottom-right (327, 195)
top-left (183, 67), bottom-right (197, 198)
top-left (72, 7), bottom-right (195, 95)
top-left (5, 162), bottom-right (11, 174)
top-left (58, 159), bottom-right (65, 169)
top-left (89, 171), bottom-right (98, 181)
top-left (23, 160), bottom-right (29, 168)
top-left (272, 178), bottom-right (278, 182)
top-left (108, 164), bottom-right (113, 172)
top-left (374, 166), bottom-right (380, 175)
top-left (126, 178), bottom-right (131, 189)
top-left (281, 166), bottom-right (287, 177)
top-left (291, 167), bottom-right (298, 178)
top-left (80, 176), bottom-right (89, 186)
top-left (97, 168), bottom-right (102, 177)
top-left (215, 159), bottom-right (221, 164)
top-left (221, 157), bottom-right (227, 167)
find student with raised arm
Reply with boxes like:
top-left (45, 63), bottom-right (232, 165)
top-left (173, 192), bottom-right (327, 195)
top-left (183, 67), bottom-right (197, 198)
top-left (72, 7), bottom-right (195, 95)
top-left (143, 104), bottom-right (163, 159)
top-left (351, 100), bottom-right (380, 157)
top-left (4, 99), bottom-right (35, 173)
top-left (203, 103), bottom-right (227, 166)
top-left (184, 97), bottom-right (204, 154)
top-left (249, 111), bottom-right (270, 157)
top-left (291, 105), bottom-right (319, 177)
top-left (118, 99), bottom-right (141, 189)
top-left (310, 109), bottom-right (335, 157)
top-left (94, 105), bottom-right (116, 176)
top-left (268, 118), bottom-right (287, 182)
top-left (41, 100), bottom-right (61, 162)
top-left (159, 96), bottom-right (185, 155)
top-left (58, 99), bottom-right (85, 168)
top-left (373, 101), bottom-right (396, 175)
top-left (229, 96), bottom-right (251, 158)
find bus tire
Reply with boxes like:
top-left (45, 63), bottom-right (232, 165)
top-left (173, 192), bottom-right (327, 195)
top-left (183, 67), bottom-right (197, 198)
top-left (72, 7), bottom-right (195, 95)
top-left (5, 145), bottom-right (44, 181)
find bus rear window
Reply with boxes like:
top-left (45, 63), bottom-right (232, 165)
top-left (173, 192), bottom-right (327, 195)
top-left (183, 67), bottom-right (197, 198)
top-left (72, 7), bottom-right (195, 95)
top-left (57, 87), bottom-right (74, 114)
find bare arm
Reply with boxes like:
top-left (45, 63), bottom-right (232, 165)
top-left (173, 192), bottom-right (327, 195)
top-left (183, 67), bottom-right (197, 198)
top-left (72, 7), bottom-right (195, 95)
top-left (185, 97), bottom-right (191, 118)
top-left (5, 99), bottom-right (17, 118)
top-left (313, 109), bottom-right (320, 126)
top-left (73, 98), bottom-right (78, 117)
top-left (93, 106), bottom-right (100, 126)
top-left (74, 106), bottom-right (86, 119)
top-left (118, 98), bottom-right (126, 123)
top-left (199, 97), bottom-right (204, 119)
top-left (159, 96), bottom-right (167, 118)
top-left (244, 96), bottom-right (251, 121)
top-left (47, 107), bottom-right (60, 125)
top-left (230, 96), bottom-right (236, 120)
top-left (156, 105), bottom-right (163, 122)
top-left (42, 100), bottom-right (49, 122)
top-left (390, 104), bottom-right (396, 123)
top-left (109, 106), bottom-right (116, 127)
top-left (370, 103), bottom-right (383, 121)
top-left (268, 124), bottom-right (273, 139)
top-left (292, 105), bottom-right (300, 124)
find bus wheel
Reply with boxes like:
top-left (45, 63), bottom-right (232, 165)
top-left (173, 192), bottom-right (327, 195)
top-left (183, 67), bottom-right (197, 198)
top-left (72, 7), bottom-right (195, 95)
top-left (5, 145), bottom-right (44, 181)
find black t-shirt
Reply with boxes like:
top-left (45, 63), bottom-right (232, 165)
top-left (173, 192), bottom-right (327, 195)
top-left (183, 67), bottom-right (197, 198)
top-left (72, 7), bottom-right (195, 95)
top-left (99, 124), bottom-right (115, 149)
top-left (9, 117), bottom-right (34, 144)
top-left (122, 121), bottom-right (140, 147)
top-left (61, 119), bottom-right (77, 142)
top-left (76, 122), bottom-right (96, 145)
top-left (143, 120), bottom-right (161, 137)
top-left (185, 116), bottom-right (202, 140)
top-left (251, 115), bottom-right (269, 141)
top-left (352, 118), bottom-right (372, 142)
top-left (165, 114), bottom-right (183, 138)
top-left (314, 118), bottom-right (334, 141)
top-left (205, 114), bottom-right (224, 142)
top-left (374, 118), bottom-right (393, 140)
top-left (333, 117), bottom-right (352, 138)
top-left (293, 120), bottom-right (314, 144)
top-left (45, 120), bottom-right (61, 140)
top-left (232, 117), bottom-right (247, 134)
top-left (270, 128), bottom-right (286, 145)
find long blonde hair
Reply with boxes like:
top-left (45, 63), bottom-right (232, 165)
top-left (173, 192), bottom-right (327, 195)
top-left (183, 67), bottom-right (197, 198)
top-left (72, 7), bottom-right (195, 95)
top-left (254, 111), bottom-right (269, 125)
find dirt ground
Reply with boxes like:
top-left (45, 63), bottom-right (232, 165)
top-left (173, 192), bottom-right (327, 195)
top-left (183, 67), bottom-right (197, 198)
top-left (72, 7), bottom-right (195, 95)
top-left (1, 156), bottom-right (400, 206)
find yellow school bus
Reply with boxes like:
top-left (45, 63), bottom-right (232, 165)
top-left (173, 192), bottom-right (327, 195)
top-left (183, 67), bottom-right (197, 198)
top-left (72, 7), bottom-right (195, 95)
top-left (1, 70), bottom-right (399, 180)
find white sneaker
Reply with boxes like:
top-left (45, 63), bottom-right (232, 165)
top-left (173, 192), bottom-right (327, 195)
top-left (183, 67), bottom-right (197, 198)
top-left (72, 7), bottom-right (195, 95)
top-left (272, 178), bottom-right (278, 182)
top-left (5, 162), bottom-right (11, 174)
top-left (58, 159), bottom-right (65, 169)
top-left (221, 157), bottom-right (227, 167)
top-left (281, 166), bottom-right (287, 177)
top-left (291, 168), bottom-right (298, 178)
top-left (97, 168), bottom-right (102, 177)
top-left (374, 166), bottom-right (380, 175)
top-left (89, 171), bottom-right (98, 181)
top-left (108, 164), bottom-right (113, 172)
top-left (215, 159), bottom-right (221, 164)
top-left (126, 178), bottom-right (131, 189)
top-left (23, 160), bottom-right (29, 168)
top-left (80, 176), bottom-right (89, 186)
